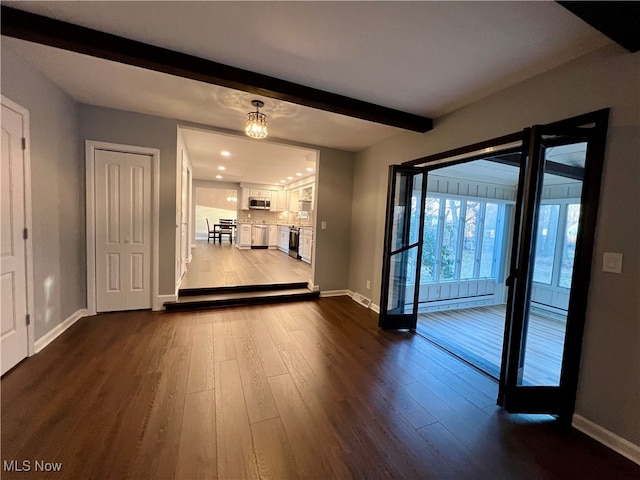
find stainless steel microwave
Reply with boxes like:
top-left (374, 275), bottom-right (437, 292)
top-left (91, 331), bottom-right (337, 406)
top-left (249, 197), bottom-right (271, 210)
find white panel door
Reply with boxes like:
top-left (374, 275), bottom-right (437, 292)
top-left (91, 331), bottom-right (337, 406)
top-left (95, 150), bottom-right (151, 312)
top-left (1, 103), bottom-right (29, 375)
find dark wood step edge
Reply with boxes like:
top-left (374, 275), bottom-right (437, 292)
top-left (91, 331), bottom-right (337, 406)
top-left (165, 290), bottom-right (320, 311)
top-left (178, 281), bottom-right (309, 297)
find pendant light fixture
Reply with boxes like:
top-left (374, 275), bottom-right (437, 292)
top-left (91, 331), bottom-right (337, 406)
top-left (245, 100), bottom-right (268, 139)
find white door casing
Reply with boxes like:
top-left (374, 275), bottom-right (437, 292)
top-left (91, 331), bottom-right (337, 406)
top-left (86, 141), bottom-right (160, 313)
top-left (1, 97), bottom-right (34, 375)
top-left (180, 151), bottom-right (189, 279)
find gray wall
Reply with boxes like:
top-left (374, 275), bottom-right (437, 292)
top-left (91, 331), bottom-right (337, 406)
top-left (79, 108), bottom-right (355, 295)
top-left (1, 45), bottom-right (85, 340)
top-left (315, 147), bottom-right (354, 291)
top-left (348, 45), bottom-right (640, 446)
top-left (79, 106), bottom-right (179, 296)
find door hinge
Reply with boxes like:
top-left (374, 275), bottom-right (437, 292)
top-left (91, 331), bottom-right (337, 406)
top-left (22, 137), bottom-right (26, 150)
top-left (23, 228), bottom-right (28, 240)
top-left (26, 314), bottom-right (31, 326)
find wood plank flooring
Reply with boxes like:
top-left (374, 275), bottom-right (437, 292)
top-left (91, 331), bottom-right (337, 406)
top-left (2, 298), bottom-right (638, 479)
top-left (180, 241), bottom-right (311, 289)
top-left (418, 305), bottom-right (565, 385)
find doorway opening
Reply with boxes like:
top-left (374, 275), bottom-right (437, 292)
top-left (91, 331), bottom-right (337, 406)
top-left (414, 149), bottom-right (583, 387)
top-left (173, 127), bottom-right (318, 308)
top-left (379, 110), bottom-right (609, 420)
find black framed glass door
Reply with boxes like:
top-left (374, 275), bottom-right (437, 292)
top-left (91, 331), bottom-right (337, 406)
top-left (499, 110), bottom-right (609, 420)
top-left (379, 165), bottom-right (427, 329)
top-left (379, 110), bottom-right (608, 421)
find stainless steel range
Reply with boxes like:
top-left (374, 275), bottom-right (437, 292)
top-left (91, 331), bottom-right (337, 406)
top-left (289, 226), bottom-right (300, 259)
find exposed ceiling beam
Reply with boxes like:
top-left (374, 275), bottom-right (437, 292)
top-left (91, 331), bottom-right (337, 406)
top-left (557, 1), bottom-right (640, 53)
top-left (0, 6), bottom-right (433, 133)
top-left (490, 153), bottom-right (584, 181)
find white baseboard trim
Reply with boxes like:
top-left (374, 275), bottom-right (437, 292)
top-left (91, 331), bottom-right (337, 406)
top-left (320, 289), bottom-right (351, 297)
top-left (308, 281), bottom-right (320, 292)
top-left (370, 303), bottom-right (380, 314)
top-left (34, 309), bottom-right (88, 354)
top-left (154, 294), bottom-right (177, 311)
top-left (572, 414), bottom-right (640, 465)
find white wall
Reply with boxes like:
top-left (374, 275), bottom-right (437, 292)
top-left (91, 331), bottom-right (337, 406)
top-left (195, 187), bottom-right (238, 239)
top-left (349, 45), bottom-right (640, 447)
top-left (1, 43), bottom-right (85, 341)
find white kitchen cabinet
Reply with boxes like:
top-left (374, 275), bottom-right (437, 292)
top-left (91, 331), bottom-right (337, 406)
top-left (278, 226), bottom-right (289, 253)
top-left (237, 224), bottom-right (252, 249)
top-left (299, 184), bottom-right (314, 211)
top-left (268, 225), bottom-right (278, 248)
top-left (240, 188), bottom-right (250, 210)
top-left (288, 189), bottom-right (300, 212)
top-left (300, 227), bottom-right (312, 264)
top-left (272, 190), bottom-right (288, 212)
top-left (249, 188), bottom-right (272, 199)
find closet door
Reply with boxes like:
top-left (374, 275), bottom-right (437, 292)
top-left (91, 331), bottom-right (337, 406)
top-left (95, 150), bottom-right (152, 312)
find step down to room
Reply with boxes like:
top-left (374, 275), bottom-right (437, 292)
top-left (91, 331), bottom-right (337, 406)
top-left (164, 282), bottom-right (319, 311)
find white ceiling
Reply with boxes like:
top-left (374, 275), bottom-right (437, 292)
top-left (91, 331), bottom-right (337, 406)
top-left (2, 1), bottom-right (610, 183)
top-left (181, 127), bottom-right (317, 185)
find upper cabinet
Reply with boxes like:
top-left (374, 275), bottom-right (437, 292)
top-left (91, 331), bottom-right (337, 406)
top-left (288, 188), bottom-right (300, 212)
top-left (238, 178), bottom-right (315, 212)
top-left (299, 184), bottom-right (314, 212)
top-left (273, 190), bottom-right (288, 212)
top-left (249, 188), bottom-right (272, 199)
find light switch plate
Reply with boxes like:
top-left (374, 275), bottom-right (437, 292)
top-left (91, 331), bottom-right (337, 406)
top-left (602, 252), bottom-right (623, 274)
top-left (321, 221), bottom-right (327, 230)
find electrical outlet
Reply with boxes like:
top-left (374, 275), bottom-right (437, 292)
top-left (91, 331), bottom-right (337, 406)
top-left (321, 221), bottom-right (327, 230)
top-left (366, 280), bottom-right (371, 289)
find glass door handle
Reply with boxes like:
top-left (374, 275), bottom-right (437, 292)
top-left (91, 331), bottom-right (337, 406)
top-left (506, 269), bottom-right (518, 287)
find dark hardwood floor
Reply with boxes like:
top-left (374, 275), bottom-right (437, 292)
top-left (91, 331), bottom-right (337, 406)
top-left (2, 297), bottom-right (638, 479)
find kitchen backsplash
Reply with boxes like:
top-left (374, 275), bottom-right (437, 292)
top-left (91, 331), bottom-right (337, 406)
top-left (237, 209), bottom-right (312, 226)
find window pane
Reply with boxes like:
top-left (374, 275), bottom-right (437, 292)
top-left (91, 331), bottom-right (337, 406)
top-left (532, 204), bottom-right (560, 284)
top-left (480, 203), bottom-right (499, 278)
top-left (559, 204), bottom-right (580, 288)
top-left (408, 174), bottom-right (423, 246)
top-left (460, 201), bottom-right (480, 279)
top-left (441, 199), bottom-right (460, 280)
top-left (421, 197), bottom-right (440, 282)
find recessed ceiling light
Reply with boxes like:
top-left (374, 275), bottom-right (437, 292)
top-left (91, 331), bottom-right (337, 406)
top-left (280, 180), bottom-right (286, 183)
top-left (216, 175), bottom-right (222, 179)
top-left (218, 166), bottom-right (226, 171)
top-left (287, 176), bottom-right (293, 180)
top-left (221, 151), bottom-right (231, 157)
top-left (306, 167), bottom-right (314, 172)
top-left (296, 172), bottom-right (302, 176)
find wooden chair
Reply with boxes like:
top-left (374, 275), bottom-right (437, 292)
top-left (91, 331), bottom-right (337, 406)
top-left (218, 219), bottom-right (234, 243)
top-left (206, 218), bottom-right (218, 243)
